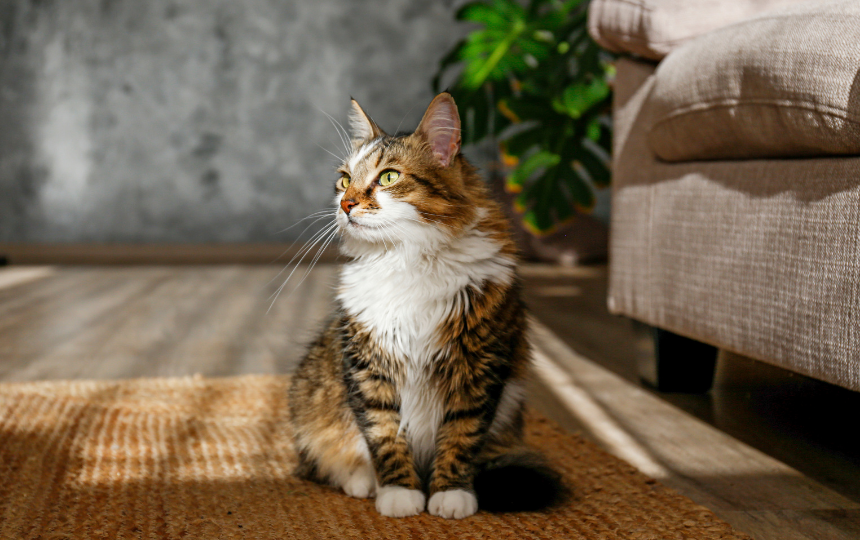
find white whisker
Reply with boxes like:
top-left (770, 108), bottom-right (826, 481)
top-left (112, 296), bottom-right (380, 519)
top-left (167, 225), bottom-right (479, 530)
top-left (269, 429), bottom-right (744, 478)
top-left (378, 222), bottom-right (398, 250)
top-left (270, 222), bottom-right (338, 280)
top-left (320, 108), bottom-right (352, 154)
top-left (377, 224), bottom-right (390, 251)
top-left (316, 143), bottom-right (344, 162)
top-left (318, 108), bottom-right (352, 156)
top-left (267, 221), bottom-right (339, 311)
top-left (275, 210), bottom-right (336, 235)
top-left (267, 216), bottom-right (337, 282)
top-left (288, 228), bottom-right (340, 296)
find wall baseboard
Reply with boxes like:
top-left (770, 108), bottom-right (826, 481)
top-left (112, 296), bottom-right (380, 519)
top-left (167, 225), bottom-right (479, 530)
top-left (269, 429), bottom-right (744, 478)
top-left (0, 243), bottom-right (341, 265)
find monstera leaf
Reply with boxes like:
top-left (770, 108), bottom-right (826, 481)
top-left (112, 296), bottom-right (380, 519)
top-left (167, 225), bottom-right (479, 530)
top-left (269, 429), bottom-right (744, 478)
top-left (434, 0), bottom-right (614, 234)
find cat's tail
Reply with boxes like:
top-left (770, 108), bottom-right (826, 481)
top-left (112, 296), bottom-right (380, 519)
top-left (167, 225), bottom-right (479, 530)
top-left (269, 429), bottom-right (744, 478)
top-left (473, 449), bottom-right (566, 512)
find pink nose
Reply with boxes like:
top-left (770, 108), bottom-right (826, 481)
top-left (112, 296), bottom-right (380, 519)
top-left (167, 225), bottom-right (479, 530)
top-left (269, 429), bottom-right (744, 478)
top-left (341, 199), bottom-right (358, 214)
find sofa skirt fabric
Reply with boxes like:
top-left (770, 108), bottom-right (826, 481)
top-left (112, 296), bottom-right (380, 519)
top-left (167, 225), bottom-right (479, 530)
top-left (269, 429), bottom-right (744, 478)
top-left (609, 58), bottom-right (860, 392)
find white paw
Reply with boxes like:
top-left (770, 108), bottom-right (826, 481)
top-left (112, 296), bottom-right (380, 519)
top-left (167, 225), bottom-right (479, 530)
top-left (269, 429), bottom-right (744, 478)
top-left (375, 486), bottom-right (426, 517)
top-left (428, 489), bottom-right (478, 519)
top-left (342, 466), bottom-right (376, 499)
top-left (427, 489), bottom-right (478, 519)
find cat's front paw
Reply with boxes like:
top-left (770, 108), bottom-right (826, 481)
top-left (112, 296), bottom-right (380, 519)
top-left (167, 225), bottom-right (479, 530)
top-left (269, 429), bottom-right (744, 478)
top-left (342, 465), bottom-right (376, 499)
top-left (428, 489), bottom-right (478, 519)
top-left (375, 486), bottom-right (425, 517)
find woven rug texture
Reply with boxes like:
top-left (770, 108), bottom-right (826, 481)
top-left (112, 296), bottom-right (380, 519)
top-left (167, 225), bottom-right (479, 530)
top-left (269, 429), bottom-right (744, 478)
top-left (0, 374), bottom-right (751, 539)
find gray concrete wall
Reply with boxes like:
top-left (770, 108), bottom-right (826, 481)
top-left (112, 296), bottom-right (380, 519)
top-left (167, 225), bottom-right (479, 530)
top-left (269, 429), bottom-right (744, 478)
top-left (0, 0), bottom-right (465, 242)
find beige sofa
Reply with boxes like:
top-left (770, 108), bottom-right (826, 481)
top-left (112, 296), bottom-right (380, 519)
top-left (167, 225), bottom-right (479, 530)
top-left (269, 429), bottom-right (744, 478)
top-left (589, 0), bottom-right (860, 392)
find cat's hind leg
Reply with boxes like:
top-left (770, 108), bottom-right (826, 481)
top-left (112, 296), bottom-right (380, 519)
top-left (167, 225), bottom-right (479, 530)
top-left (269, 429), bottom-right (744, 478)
top-left (292, 414), bottom-right (377, 499)
top-left (289, 331), bottom-right (377, 499)
top-left (342, 459), bottom-right (376, 499)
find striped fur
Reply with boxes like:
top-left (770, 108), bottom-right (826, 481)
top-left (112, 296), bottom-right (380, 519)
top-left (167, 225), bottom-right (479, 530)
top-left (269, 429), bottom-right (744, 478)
top-left (289, 94), bottom-right (558, 519)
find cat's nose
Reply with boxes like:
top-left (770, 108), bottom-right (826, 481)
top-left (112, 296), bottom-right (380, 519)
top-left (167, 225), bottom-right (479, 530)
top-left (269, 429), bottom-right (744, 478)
top-left (341, 199), bottom-right (358, 214)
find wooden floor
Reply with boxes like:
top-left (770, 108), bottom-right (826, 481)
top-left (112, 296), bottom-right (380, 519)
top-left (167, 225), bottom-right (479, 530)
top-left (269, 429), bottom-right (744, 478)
top-left (1, 264), bottom-right (858, 539)
top-left (0, 266), bottom-right (335, 381)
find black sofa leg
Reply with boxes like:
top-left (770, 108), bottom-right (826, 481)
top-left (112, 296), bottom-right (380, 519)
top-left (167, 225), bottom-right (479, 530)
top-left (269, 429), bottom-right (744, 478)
top-left (639, 328), bottom-right (718, 393)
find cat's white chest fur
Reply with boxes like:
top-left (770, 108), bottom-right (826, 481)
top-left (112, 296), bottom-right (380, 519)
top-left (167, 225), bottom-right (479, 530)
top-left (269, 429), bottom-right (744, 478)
top-left (337, 221), bottom-right (515, 470)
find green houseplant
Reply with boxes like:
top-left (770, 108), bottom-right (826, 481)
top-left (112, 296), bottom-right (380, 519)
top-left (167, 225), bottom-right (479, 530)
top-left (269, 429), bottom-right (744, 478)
top-left (433, 0), bottom-right (613, 234)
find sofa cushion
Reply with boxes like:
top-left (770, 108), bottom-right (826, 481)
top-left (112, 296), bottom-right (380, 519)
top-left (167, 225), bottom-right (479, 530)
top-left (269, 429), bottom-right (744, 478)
top-left (647, 1), bottom-right (860, 162)
top-left (587, 0), bottom-right (804, 61)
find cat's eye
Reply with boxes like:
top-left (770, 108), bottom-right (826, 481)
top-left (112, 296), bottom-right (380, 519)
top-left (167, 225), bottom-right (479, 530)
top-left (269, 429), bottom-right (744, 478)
top-left (379, 170), bottom-right (400, 187)
top-left (338, 175), bottom-right (350, 190)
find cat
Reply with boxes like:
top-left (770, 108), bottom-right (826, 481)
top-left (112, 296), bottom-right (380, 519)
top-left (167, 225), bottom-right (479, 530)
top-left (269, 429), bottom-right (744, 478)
top-left (288, 93), bottom-right (560, 519)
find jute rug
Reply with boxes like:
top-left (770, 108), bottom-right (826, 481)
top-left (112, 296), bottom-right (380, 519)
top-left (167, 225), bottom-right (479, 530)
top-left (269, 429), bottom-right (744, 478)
top-left (0, 375), bottom-right (750, 539)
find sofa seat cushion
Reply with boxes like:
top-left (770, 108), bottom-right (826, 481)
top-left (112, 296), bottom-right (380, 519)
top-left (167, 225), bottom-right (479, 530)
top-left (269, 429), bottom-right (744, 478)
top-left (647, 0), bottom-right (860, 162)
top-left (587, 0), bottom-right (804, 61)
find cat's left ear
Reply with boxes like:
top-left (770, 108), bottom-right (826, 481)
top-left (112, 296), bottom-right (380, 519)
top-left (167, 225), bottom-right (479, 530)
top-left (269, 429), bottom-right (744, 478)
top-left (349, 99), bottom-right (385, 141)
top-left (415, 93), bottom-right (461, 168)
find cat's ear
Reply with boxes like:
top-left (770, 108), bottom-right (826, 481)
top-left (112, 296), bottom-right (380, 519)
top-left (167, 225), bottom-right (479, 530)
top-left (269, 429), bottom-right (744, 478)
top-left (415, 93), bottom-right (461, 168)
top-left (349, 99), bottom-right (384, 141)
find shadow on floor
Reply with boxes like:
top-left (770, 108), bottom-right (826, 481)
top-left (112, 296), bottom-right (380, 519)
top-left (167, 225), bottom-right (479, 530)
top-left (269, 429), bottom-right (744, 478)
top-left (520, 264), bottom-right (860, 505)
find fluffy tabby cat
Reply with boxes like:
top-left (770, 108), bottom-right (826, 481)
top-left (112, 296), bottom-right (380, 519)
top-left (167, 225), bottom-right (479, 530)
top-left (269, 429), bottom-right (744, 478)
top-left (289, 93), bottom-right (559, 519)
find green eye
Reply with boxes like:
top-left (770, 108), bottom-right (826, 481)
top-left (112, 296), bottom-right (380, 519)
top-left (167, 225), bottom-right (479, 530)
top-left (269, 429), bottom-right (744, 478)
top-left (339, 175), bottom-right (350, 190)
top-left (379, 170), bottom-right (400, 186)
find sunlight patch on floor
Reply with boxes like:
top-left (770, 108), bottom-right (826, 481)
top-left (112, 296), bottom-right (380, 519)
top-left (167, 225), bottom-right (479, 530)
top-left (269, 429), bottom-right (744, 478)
top-left (0, 266), bottom-right (57, 291)
top-left (532, 348), bottom-right (669, 479)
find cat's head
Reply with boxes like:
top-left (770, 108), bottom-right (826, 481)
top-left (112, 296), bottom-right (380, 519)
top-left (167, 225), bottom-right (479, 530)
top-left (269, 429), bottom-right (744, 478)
top-left (334, 93), bottom-right (479, 252)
